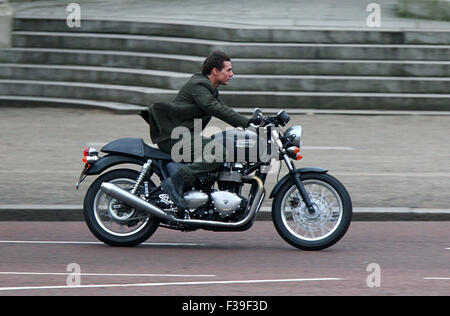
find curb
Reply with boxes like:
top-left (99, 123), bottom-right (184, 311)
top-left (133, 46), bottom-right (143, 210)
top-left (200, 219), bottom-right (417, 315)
top-left (0, 205), bottom-right (449, 221)
top-left (235, 108), bottom-right (450, 116)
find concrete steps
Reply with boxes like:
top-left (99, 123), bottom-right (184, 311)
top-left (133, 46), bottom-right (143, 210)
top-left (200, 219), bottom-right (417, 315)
top-left (2, 48), bottom-right (449, 76)
top-left (0, 48), bottom-right (203, 74)
top-left (0, 95), bottom-right (146, 113)
top-left (1, 64), bottom-right (449, 94)
top-left (0, 17), bottom-right (449, 112)
top-left (12, 31), bottom-right (450, 60)
top-left (1, 79), bottom-right (448, 110)
top-left (13, 17), bottom-right (450, 44)
top-left (0, 80), bottom-right (174, 106)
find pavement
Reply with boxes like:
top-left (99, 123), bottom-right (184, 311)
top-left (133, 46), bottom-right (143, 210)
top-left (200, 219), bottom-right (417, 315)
top-left (0, 107), bottom-right (449, 221)
top-left (10, 0), bottom-right (450, 29)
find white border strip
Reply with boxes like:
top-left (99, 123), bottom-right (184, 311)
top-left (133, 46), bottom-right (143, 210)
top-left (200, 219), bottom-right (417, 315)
top-left (0, 240), bottom-right (206, 247)
top-left (258, 207), bottom-right (450, 214)
top-left (0, 271), bottom-right (216, 277)
top-left (0, 277), bottom-right (344, 292)
top-left (2, 206), bottom-right (450, 214)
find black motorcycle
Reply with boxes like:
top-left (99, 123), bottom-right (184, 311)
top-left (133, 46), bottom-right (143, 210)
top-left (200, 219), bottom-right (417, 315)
top-left (76, 109), bottom-right (352, 250)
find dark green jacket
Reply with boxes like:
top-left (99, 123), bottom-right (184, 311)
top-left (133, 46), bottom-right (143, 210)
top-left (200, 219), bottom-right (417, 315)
top-left (147, 73), bottom-right (250, 144)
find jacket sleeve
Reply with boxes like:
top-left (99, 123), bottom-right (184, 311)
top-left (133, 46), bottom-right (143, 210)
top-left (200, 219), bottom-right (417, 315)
top-left (191, 83), bottom-right (250, 128)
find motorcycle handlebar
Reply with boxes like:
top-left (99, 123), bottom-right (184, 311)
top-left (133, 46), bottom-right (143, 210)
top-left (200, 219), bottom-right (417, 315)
top-left (250, 109), bottom-right (290, 127)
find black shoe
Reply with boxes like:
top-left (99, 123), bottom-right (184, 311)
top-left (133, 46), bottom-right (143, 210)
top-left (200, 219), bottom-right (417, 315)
top-left (161, 177), bottom-right (187, 209)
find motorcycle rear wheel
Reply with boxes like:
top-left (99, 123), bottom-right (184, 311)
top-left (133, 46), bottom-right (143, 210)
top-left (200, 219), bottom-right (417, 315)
top-left (83, 169), bottom-right (160, 247)
top-left (272, 173), bottom-right (352, 250)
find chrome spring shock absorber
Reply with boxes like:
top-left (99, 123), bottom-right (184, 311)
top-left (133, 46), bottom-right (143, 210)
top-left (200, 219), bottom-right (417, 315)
top-left (130, 159), bottom-right (152, 195)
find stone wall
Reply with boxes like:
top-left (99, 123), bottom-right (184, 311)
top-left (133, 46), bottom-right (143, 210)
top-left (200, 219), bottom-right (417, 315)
top-left (0, 0), bottom-right (14, 48)
top-left (398, 0), bottom-right (450, 21)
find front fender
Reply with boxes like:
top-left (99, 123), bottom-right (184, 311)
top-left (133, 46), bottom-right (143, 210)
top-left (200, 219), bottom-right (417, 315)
top-left (86, 155), bottom-right (145, 175)
top-left (269, 167), bottom-right (328, 199)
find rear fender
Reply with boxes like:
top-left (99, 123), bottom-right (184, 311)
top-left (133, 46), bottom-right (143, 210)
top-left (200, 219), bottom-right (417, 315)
top-left (85, 155), bottom-right (145, 175)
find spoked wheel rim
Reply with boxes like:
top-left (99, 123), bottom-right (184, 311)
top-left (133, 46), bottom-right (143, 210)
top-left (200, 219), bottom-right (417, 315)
top-left (93, 178), bottom-right (150, 237)
top-left (280, 179), bottom-right (343, 242)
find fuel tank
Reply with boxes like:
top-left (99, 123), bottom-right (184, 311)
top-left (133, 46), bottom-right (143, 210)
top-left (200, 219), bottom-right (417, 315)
top-left (210, 128), bottom-right (276, 162)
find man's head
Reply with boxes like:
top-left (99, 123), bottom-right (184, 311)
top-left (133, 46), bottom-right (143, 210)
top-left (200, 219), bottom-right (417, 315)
top-left (202, 50), bottom-right (233, 88)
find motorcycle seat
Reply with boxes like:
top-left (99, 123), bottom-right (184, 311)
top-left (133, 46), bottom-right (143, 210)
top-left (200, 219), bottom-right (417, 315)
top-left (144, 143), bottom-right (172, 160)
top-left (102, 137), bottom-right (173, 160)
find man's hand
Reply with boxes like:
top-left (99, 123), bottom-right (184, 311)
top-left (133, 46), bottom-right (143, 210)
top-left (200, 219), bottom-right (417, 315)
top-left (248, 116), bottom-right (263, 126)
top-left (263, 116), bottom-right (279, 126)
top-left (248, 109), bottom-right (264, 126)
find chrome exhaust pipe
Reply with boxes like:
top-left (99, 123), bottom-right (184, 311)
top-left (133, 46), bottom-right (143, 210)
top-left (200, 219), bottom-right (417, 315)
top-left (100, 182), bottom-right (176, 222)
top-left (100, 175), bottom-right (265, 229)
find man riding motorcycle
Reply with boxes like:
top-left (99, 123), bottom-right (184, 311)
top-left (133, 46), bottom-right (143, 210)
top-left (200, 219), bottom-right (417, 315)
top-left (80, 51), bottom-right (353, 250)
top-left (140, 50), bottom-right (262, 209)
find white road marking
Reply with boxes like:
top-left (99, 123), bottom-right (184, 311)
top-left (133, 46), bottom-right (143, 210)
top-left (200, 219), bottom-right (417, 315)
top-left (302, 146), bottom-right (356, 150)
top-left (0, 170), bottom-right (81, 174)
top-left (0, 277), bottom-right (344, 292)
top-left (1, 170), bottom-right (450, 178)
top-left (0, 240), bottom-right (206, 247)
top-left (0, 271), bottom-right (215, 278)
top-left (87, 142), bottom-right (107, 147)
top-left (424, 277), bottom-right (450, 280)
top-left (89, 145), bottom-right (356, 151)
top-left (333, 172), bottom-right (450, 178)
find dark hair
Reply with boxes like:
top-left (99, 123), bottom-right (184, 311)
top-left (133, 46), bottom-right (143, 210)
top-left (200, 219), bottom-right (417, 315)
top-left (202, 50), bottom-right (231, 76)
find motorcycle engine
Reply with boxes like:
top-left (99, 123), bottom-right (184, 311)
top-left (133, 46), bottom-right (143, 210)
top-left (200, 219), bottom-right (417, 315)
top-left (183, 190), bottom-right (245, 218)
top-left (211, 191), bottom-right (245, 216)
top-left (183, 169), bottom-right (247, 218)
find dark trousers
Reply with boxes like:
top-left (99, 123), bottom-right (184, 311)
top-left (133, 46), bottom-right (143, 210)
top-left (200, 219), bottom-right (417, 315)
top-left (157, 136), bottom-right (225, 187)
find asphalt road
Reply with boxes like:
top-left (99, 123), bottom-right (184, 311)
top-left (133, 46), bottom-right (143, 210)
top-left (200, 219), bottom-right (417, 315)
top-left (0, 107), bottom-right (449, 298)
top-left (0, 221), bottom-right (448, 296)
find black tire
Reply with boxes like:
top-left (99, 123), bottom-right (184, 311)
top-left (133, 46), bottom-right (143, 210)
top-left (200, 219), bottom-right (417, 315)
top-left (272, 173), bottom-right (352, 250)
top-left (83, 169), bottom-right (159, 247)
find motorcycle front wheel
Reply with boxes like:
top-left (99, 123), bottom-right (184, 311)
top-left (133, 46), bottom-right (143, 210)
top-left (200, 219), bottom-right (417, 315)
top-left (83, 168), bottom-right (160, 247)
top-left (272, 173), bottom-right (352, 250)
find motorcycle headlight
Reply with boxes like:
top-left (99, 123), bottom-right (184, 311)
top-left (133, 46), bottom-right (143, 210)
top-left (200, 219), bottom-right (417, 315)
top-left (284, 125), bottom-right (302, 148)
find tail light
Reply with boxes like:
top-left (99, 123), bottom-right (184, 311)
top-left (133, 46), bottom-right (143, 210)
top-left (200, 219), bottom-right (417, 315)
top-left (82, 147), bottom-right (99, 164)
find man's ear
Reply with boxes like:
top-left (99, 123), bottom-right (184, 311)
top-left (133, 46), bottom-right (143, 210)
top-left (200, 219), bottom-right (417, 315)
top-left (211, 67), bottom-right (219, 76)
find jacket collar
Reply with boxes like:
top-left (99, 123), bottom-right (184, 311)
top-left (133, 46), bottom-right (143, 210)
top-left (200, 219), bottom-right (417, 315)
top-left (193, 73), bottom-right (217, 93)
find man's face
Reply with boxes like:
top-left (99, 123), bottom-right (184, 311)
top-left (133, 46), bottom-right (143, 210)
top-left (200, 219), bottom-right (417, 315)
top-left (214, 61), bottom-right (234, 85)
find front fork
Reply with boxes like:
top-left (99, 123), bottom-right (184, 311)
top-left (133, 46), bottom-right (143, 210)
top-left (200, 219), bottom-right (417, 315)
top-left (272, 129), bottom-right (315, 214)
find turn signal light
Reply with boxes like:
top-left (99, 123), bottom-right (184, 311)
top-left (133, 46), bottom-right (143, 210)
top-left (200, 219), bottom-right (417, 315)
top-left (287, 146), bottom-right (302, 160)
